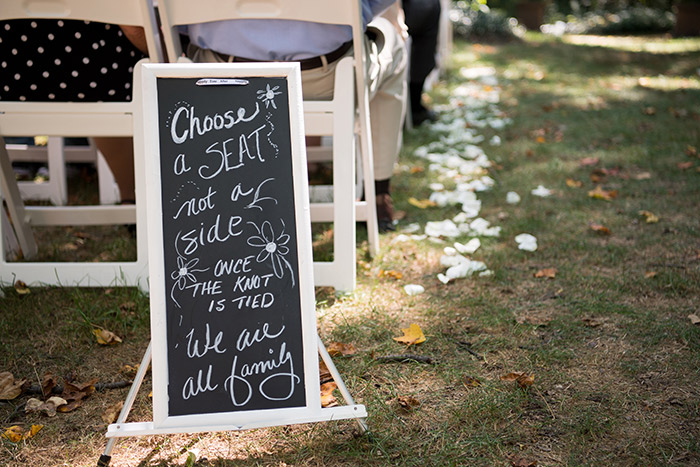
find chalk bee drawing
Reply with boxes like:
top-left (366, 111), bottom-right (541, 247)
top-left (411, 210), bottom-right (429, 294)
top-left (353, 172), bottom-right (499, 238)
top-left (257, 84), bottom-right (282, 109)
top-left (247, 220), bottom-right (295, 287)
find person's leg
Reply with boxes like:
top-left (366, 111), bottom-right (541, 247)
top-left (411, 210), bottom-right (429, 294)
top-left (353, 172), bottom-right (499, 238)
top-left (365, 17), bottom-right (409, 230)
top-left (93, 137), bottom-right (135, 202)
top-left (402, 0), bottom-right (441, 124)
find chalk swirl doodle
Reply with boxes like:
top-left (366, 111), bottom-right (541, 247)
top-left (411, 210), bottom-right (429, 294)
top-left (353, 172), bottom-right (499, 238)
top-left (246, 219), bottom-right (294, 287)
top-left (265, 112), bottom-right (279, 156)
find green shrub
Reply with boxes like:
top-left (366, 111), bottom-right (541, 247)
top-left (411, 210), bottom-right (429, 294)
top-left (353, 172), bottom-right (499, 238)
top-left (451, 4), bottom-right (526, 41)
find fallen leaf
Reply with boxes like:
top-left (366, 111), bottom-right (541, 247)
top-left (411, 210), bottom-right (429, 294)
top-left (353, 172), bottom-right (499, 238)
top-left (409, 166), bottom-right (425, 174)
top-left (590, 223), bottom-right (611, 235)
top-left (463, 376), bottom-right (482, 389)
top-left (1, 425), bottom-right (25, 443)
top-left (326, 342), bottom-right (358, 357)
top-left (397, 395), bottom-right (420, 410)
top-left (634, 172), bottom-right (652, 180)
top-left (92, 328), bottom-right (122, 345)
top-left (582, 317), bottom-right (604, 327)
top-left (319, 360), bottom-right (332, 381)
top-left (644, 271), bottom-right (658, 279)
top-left (0, 372), bottom-right (26, 400)
top-left (378, 269), bottom-right (403, 280)
top-left (534, 268), bottom-right (557, 279)
top-left (686, 145), bottom-right (697, 158)
top-left (579, 157), bottom-right (600, 166)
top-left (642, 106), bottom-right (656, 115)
top-left (403, 284), bottom-right (425, 296)
top-left (393, 324), bottom-right (426, 347)
top-left (408, 197), bottom-right (436, 209)
top-left (41, 374), bottom-right (58, 397)
top-left (320, 381), bottom-right (338, 407)
top-left (689, 314), bottom-right (700, 325)
top-left (501, 372), bottom-right (535, 389)
top-left (25, 425), bottom-right (43, 440)
top-left (14, 280), bottom-right (30, 295)
top-left (511, 457), bottom-right (538, 467)
top-left (102, 401), bottom-right (124, 424)
top-left (639, 210), bottom-right (659, 223)
top-left (566, 178), bottom-right (583, 188)
top-left (25, 397), bottom-right (66, 417)
top-left (535, 135), bottom-right (546, 144)
top-left (120, 364), bottom-right (139, 376)
top-left (58, 378), bottom-right (98, 413)
top-left (588, 186), bottom-right (617, 201)
top-left (677, 161), bottom-right (694, 170)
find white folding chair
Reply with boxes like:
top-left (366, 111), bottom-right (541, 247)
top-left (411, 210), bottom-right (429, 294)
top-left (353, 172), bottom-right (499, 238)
top-left (157, 0), bottom-right (380, 293)
top-left (5, 137), bottom-right (120, 205)
top-left (0, 0), bottom-right (164, 290)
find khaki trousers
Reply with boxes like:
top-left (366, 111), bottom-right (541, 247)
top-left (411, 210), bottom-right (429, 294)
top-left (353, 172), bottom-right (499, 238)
top-left (188, 17), bottom-right (408, 181)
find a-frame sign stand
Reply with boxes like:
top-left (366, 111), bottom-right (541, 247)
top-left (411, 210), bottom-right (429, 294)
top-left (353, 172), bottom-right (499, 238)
top-left (98, 63), bottom-right (367, 466)
top-left (98, 340), bottom-right (367, 466)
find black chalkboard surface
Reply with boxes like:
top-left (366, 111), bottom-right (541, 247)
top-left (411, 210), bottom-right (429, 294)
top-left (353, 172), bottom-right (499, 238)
top-left (154, 76), bottom-right (306, 417)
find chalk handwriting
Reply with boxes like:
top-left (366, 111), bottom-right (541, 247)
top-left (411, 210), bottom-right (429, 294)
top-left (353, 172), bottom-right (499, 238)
top-left (170, 102), bottom-right (260, 144)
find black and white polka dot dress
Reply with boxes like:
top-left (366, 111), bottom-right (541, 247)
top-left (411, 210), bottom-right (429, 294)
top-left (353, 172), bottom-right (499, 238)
top-left (0, 19), bottom-right (146, 102)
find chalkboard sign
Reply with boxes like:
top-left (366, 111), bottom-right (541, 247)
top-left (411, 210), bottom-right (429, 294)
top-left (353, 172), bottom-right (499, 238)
top-left (140, 63), bottom-right (324, 431)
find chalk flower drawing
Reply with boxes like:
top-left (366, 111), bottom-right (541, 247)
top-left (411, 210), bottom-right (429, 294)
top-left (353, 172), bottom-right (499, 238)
top-left (247, 220), bottom-right (295, 286)
top-left (257, 84), bottom-right (282, 109)
top-left (170, 254), bottom-right (209, 308)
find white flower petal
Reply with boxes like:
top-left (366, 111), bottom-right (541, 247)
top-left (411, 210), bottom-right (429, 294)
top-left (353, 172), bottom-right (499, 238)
top-left (506, 191), bottom-right (521, 204)
top-left (455, 238), bottom-right (481, 254)
top-left (404, 284), bottom-right (425, 296)
top-left (437, 273), bottom-right (450, 284)
top-left (531, 185), bottom-right (553, 197)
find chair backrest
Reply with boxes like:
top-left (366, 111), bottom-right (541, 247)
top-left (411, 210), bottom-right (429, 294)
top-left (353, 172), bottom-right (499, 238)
top-left (0, 0), bottom-right (163, 62)
top-left (0, 0), bottom-right (162, 289)
top-left (158, 0), bottom-right (368, 119)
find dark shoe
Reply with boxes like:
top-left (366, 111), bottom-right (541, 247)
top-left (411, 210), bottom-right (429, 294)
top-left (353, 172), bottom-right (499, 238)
top-left (376, 193), bottom-right (395, 232)
top-left (412, 108), bottom-right (438, 126)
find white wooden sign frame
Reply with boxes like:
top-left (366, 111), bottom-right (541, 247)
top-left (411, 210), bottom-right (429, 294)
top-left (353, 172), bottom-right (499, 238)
top-left (105, 63), bottom-right (365, 441)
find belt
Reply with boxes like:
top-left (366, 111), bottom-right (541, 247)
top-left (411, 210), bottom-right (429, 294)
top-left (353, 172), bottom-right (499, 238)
top-left (214, 40), bottom-right (353, 71)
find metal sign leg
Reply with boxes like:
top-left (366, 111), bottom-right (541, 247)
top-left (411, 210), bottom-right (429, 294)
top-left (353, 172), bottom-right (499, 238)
top-left (97, 342), bottom-right (152, 467)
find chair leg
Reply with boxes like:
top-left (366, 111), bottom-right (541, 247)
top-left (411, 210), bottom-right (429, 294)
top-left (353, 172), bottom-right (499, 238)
top-left (0, 141), bottom-right (38, 259)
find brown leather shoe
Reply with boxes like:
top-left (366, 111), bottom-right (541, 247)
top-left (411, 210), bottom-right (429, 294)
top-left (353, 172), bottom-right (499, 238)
top-left (376, 193), bottom-right (395, 232)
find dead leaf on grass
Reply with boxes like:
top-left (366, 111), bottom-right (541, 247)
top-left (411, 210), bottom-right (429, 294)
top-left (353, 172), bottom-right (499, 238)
top-left (319, 360), bottom-right (332, 381)
top-left (320, 381), bottom-right (338, 407)
top-left (409, 166), bottom-right (425, 174)
top-left (677, 161), bottom-right (694, 170)
top-left (642, 106), bottom-right (656, 116)
top-left (378, 269), bottom-right (403, 280)
top-left (579, 157), bottom-right (600, 166)
top-left (120, 364), bottom-right (140, 376)
top-left (588, 186), bottom-right (617, 201)
top-left (41, 374), bottom-right (58, 397)
top-left (510, 457), bottom-right (538, 467)
top-left (501, 372), bottom-right (535, 389)
top-left (393, 324), bottom-right (426, 347)
top-left (634, 172), bottom-right (652, 180)
top-left (590, 223), bottom-right (611, 235)
top-left (25, 396), bottom-right (67, 417)
top-left (566, 178), bottom-right (583, 188)
top-left (688, 314), bottom-right (700, 325)
top-left (408, 197), bottom-right (436, 209)
top-left (639, 210), bottom-right (659, 223)
top-left (463, 376), bottom-right (482, 389)
top-left (92, 327), bottom-right (122, 345)
top-left (102, 401), bottom-right (124, 424)
top-left (1, 424), bottom-right (43, 443)
top-left (397, 395), bottom-right (421, 410)
top-left (326, 342), bottom-right (358, 357)
top-left (0, 372), bottom-right (26, 400)
top-left (14, 280), bottom-right (30, 295)
top-left (644, 271), bottom-right (658, 279)
top-left (58, 378), bottom-right (98, 413)
top-left (685, 145), bottom-right (698, 158)
top-left (582, 317), bottom-right (604, 327)
top-left (534, 268), bottom-right (557, 279)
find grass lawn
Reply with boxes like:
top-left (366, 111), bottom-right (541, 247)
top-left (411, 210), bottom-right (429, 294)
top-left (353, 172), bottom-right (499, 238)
top-left (2, 33), bottom-right (699, 466)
